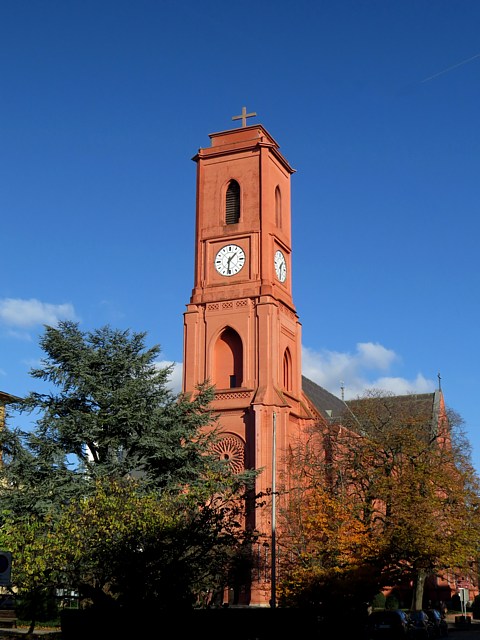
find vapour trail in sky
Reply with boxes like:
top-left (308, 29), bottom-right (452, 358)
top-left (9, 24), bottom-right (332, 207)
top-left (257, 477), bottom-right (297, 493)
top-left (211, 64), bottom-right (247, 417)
top-left (419, 52), bottom-right (480, 83)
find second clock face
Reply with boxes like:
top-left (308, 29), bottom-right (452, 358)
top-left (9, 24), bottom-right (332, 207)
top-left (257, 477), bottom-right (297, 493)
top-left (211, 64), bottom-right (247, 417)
top-left (274, 250), bottom-right (287, 282)
top-left (214, 244), bottom-right (246, 276)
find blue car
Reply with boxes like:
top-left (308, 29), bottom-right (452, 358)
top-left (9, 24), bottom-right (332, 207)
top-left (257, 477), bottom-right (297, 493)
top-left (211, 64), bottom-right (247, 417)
top-left (366, 609), bottom-right (411, 640)
top-left (408, 610), bottom-right (436, 639)
top-left (425, 609), bottom-right (449, 637)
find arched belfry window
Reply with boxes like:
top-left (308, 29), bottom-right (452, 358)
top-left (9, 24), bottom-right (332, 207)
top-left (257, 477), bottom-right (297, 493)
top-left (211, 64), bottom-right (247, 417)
top-left (213, 327), bottom-right (243, 389)
top-left (226, 180), bottom-right (240, 224)
top-left (283, 348), bottom-right (292, 392)
top-left (275, 186), bottom-right (282, 228)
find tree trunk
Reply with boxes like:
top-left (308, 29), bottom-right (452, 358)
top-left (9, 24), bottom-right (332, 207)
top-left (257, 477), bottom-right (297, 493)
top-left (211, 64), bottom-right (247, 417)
top-left (411, 567), bottom-right (427, 610)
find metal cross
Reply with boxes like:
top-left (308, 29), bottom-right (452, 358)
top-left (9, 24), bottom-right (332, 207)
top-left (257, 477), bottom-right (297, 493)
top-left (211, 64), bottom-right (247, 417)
top-left (232, 106), bottom-right (257, 127)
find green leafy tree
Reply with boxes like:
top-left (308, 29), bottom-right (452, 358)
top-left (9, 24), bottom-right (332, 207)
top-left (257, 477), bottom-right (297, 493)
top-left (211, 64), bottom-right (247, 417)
top-left (0, 322), bottom-right (259, 622)
top-left (10, 322), bottom-right (225, 491)
top-left (0, 517), bottom-right (61, 634)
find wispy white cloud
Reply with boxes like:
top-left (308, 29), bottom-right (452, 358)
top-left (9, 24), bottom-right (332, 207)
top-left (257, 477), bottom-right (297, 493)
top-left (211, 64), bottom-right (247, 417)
top-left (302, 342), bottom-right (435, 400)
top-left (372, 374), bottom-right (434, 396)
top-left (355, 342), bottom-right (397, 370)
top-left (156, 360), bottom-right (183, 394)
top-left (0, 298), bottom-right (78, 329)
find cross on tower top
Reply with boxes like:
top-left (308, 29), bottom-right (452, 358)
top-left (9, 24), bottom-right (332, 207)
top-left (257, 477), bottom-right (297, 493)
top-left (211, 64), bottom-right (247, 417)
top-left (232, 106), bottom-right (257, 127)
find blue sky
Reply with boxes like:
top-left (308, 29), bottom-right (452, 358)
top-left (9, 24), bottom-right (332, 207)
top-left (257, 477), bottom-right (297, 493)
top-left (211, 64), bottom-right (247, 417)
top-left (1, 1), bottom-right (480, 468)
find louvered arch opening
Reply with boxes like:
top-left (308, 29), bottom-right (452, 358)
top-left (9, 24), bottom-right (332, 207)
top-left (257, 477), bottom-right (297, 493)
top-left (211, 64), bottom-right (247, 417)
top-left (226, 180), bottom-right (240, 224)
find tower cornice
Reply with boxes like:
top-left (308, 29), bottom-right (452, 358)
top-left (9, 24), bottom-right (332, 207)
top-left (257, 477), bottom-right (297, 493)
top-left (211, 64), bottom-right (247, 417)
top-left (192, 124), bottom-right (296, 175)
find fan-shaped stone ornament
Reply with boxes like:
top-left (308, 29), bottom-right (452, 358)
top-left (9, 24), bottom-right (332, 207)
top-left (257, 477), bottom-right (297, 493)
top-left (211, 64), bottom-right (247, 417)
top-left (213, 435), bottom-right (245, 473)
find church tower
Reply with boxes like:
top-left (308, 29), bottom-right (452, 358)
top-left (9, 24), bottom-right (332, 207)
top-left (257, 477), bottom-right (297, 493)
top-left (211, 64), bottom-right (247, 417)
top-left (182, 112), bottom-right (316, 605)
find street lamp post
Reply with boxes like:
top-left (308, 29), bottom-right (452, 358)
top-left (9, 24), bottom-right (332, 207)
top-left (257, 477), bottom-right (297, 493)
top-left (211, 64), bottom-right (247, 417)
top-left (271, 412), bottom-right (277, 608)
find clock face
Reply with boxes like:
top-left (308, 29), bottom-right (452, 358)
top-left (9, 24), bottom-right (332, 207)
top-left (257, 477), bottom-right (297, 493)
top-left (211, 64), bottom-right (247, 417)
top-left (214, 244), bottom-right (246, 277)
top-left (274, 250), bottom-right (287, 283)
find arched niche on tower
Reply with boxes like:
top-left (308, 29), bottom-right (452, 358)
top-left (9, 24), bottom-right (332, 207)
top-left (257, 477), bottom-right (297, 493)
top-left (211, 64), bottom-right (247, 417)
top-left (282, 347), bottom-right (292, 392)
top-left (213, 327), bottom-right (244, 389)
top-left (275, 185), bottom-right (282, 228)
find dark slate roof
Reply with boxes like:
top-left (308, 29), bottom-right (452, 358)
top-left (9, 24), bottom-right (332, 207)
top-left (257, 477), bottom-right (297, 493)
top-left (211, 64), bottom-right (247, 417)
top-left (302, 375), bottom-right (347, 421)
top-left (345, 392), bottom-right (440, 439)
top-left (302, 377), bottom-right (440, 432)
top-left (0, 391), bottom-right (22, 404)
top-left (346, 392), bottom-right (436, 418)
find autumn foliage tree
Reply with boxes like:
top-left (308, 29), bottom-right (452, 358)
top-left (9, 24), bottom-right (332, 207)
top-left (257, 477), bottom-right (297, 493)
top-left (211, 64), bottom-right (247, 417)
top-left (278, 389), bottom-right (480, 613)
top-left (277, 415), bottom-right (382, 614)
top-left (277, 480), bottom-right (381, 612)
top-left (341, 391), bottom-right (480, 610)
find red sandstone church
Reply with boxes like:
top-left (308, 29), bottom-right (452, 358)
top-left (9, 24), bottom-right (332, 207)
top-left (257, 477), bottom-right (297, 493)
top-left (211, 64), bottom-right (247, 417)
top-left (181, 111), bottom-right (476, 608)
top-left (0, 113), bottom-right (474, 610)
